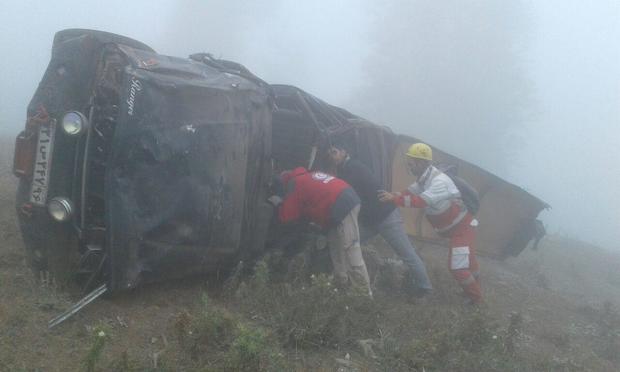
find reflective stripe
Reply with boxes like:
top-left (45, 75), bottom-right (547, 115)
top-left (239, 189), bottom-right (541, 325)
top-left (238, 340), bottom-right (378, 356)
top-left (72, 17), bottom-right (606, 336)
top-left (451, 246), bottom-right (470, 270)
top-left (404, 195), bottom-right (412, 207)
top-left (435, 209), bottom-right (467, 233)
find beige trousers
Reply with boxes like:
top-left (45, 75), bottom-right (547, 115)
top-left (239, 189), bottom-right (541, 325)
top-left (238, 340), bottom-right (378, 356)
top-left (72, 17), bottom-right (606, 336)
top-left (327, 205), bottom-right (372, 296)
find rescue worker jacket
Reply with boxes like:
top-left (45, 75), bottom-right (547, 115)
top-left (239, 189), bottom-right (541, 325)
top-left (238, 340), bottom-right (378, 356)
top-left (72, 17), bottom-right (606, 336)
top-left (279, 167), bottom-right (360, 229)
top-left (337, 157), bottom-right (396, 228)
top-left (394, 165), bottom-right (468, 234)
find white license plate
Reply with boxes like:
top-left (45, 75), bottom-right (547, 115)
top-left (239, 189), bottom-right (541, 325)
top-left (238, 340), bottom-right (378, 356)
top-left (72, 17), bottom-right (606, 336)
top-left (29, 121), bottom-right (56, 206)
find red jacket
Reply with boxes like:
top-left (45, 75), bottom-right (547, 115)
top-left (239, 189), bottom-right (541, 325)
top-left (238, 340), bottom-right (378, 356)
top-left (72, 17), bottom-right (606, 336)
top-left (278, 167), bottom-right (360, 229)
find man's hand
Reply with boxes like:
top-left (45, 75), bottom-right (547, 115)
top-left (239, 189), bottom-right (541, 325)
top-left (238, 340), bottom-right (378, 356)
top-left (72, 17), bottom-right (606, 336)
top-left (307, 222), bottom-right (324, 234)
top-left (267, 195), bottom-right (283, 207)
top-left (378, 190), bottom-right (400, 203)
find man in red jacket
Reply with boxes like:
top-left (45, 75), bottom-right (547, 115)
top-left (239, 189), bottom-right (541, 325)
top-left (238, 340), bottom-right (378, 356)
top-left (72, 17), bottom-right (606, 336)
top-left (379, 143), bottom-right (482, 304)
top-left (270, 167), bottom-right (372, 296)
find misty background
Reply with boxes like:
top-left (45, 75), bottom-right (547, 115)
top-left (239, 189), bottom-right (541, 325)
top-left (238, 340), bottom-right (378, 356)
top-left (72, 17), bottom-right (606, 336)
top-left (0, 1), bottom-right (618, 250)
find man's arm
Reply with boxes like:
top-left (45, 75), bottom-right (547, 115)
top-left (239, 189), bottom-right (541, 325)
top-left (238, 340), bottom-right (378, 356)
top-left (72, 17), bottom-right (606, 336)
top-left (278, 191), bottom-right (302, 224)
top-left (378, 190), bottom-right (428, 208)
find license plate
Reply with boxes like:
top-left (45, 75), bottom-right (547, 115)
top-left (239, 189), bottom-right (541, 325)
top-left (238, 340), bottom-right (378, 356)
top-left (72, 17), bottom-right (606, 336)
top-left (29, 121), bottom-right (56, 206)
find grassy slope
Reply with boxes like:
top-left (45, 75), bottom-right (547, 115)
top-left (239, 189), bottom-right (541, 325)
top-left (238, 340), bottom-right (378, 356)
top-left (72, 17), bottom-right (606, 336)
top-left (1, 137), bottom-right (618, 371)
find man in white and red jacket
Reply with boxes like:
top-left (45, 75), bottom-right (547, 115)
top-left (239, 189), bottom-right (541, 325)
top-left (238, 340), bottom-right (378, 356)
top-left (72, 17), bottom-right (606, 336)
top-left (270, 166), bottom-right (372, 296)
top-left (379, 143), bottom-right (482, 304)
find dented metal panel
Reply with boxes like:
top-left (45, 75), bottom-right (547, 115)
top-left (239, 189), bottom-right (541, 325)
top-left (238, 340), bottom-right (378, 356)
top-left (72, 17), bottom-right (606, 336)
top-left (105, 47), bottom-right (272, 290)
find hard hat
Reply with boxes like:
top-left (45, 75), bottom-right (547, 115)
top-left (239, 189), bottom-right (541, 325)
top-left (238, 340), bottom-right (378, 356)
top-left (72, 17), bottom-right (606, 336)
top-left (405, 143), bottom-right (433, 161)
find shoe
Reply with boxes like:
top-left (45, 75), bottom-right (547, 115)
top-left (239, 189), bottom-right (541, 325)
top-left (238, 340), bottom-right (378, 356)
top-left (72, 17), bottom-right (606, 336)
top-left (462, 297), bottom-right (484, 306)
top-left (406, 290), bottom-right (431, 305)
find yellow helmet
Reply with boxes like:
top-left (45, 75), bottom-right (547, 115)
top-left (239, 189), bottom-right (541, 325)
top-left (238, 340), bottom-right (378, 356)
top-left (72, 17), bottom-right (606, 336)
top-left (405, 143), bottom-right (433, 161)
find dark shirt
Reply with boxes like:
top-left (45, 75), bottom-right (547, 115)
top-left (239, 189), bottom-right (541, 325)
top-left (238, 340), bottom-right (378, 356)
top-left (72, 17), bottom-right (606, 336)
top-left (338, 157), bottom-right (396, 227)
top-left (330, 187), bottom-right (361, 227)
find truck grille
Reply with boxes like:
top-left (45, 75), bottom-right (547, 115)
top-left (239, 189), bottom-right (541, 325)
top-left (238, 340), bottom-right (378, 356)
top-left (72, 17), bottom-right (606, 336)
top-left (82, 48), bottom-right (124, 232)
top-left (74, 48), bottom-right (125, 290)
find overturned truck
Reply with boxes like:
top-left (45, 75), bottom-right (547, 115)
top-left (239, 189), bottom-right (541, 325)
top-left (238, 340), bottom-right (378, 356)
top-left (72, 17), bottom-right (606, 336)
top-left (13, 29), bottom-right (548, 296)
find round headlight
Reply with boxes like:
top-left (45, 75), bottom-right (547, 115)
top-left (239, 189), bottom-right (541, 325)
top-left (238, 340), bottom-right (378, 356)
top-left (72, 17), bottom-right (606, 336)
top-left (48, 197), bottom-right (74, 222)
top-left (61, 111), bottom-right (89, 136)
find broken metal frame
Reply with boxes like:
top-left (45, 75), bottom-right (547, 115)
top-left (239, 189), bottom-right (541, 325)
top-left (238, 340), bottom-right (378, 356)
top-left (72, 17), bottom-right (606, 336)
top-left (48, 283), bottom-right (108, 328)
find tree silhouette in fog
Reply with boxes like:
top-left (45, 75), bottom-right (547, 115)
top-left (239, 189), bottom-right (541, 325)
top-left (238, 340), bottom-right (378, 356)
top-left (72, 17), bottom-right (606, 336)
top-left (354, 0), bottom-right (533, 174)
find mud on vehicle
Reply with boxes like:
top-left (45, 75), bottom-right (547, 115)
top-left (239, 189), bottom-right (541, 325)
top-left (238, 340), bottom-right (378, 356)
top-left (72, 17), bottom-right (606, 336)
top-left (13, 29), bottom-right (277, 293)
top-left (13, 29), bottom-right (398, 294)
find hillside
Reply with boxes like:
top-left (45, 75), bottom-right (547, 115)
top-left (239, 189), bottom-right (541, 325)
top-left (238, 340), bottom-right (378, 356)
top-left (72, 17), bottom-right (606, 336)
top-left (1, 137), bottom-right (618, 371)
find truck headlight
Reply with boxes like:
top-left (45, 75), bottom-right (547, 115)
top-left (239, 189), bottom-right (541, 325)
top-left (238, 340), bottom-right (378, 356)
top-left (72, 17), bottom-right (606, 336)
top-left (48, 197), bottom-right (74, 222)
top-left (61, 111), bottom-right (89, 136)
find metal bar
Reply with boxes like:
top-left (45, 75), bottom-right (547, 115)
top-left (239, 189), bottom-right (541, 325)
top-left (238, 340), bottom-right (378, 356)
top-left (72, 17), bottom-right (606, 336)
top-left (82, 253), bottom-right (107, 294)
top-left (295, 92), bottom-right (323, 169)
top-left (71, 131), bottom-right (85, 238)
top-left (295, 91), bottom-right (322, 131)
top-left (307, 146), bottom-right (317, 170)
top-left (80, 105), bottom-right (95, 231)
top-left (48, 284), bottom-right (107, 328)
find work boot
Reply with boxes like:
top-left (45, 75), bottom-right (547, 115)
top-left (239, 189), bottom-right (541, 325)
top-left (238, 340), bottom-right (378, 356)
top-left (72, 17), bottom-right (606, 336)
top-left (406, 289), bottom-right (432, 305)
top-left (462, 296), bottom-right (484, 307)
top-left (404, 288), bottom-right (432, 305)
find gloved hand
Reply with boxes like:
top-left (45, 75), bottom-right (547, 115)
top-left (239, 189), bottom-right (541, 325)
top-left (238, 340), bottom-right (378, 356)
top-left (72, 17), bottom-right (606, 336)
top-left (267, 195), bottom-right (283, 207)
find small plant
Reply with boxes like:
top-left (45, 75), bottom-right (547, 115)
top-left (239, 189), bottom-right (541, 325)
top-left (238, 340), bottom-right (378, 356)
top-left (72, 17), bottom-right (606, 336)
top-left (224, 324), bottom-right (288, 372)
top-left (189, 294), bottom-right (237, 357)
top-left (231, 258), bottom-right (383, 350)
top-left (107, 351), bottom-right (140, 372)
top-left (596, 301), bottom-right (620, 363)
top-left (234, 260), bottom-right (276, 315)
top-left (455, 308), bottom-right (495, 353)
top-left (173, 310), bottom-right (192, 348)
top-left (252, 259), bottom-right (270, 290)
top-left (503, 311), bottom-right (523, 354)
top-left (225, 324), bottom-right (266, 370)
top-left (222, 260), bottom-right (244, 298)
top-left (377, 308), bottom-right (532, 372)
top-left (82, 327), bottom-right (108, 372)
top-left (178, 292), bottom-right (290, 371)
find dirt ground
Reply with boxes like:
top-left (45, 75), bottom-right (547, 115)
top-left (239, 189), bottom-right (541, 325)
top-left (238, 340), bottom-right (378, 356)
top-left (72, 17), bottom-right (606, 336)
top-left (1, 136), bottom-right (619, 371)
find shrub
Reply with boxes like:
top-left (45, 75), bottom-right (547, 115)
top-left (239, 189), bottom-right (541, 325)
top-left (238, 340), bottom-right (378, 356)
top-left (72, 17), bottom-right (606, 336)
top-left (223, 324), bottom-right (287, 372)
top-left (189, 294), bottom-right (237, 357)
top-left (235, 261), bottom-right (381, 349)
top-left (178, 292), bottom-right (290, 371)
top-left (377, 308), bottom-right (532, 372)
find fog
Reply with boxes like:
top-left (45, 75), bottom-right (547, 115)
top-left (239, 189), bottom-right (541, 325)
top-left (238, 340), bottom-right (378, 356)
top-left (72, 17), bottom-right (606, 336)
top-left (0, 1), bottom-right (617, 249)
